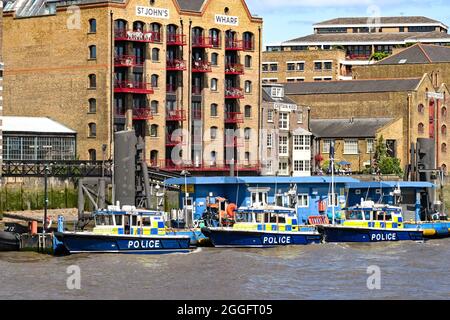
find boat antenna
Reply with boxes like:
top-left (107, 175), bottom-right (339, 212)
top-left (330, 141), bottom-right (336, 225)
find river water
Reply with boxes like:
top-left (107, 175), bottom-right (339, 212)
top-left (0, 239), bottom-right (449, 300)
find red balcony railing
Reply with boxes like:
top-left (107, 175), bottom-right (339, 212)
top-left (211, 37), bottom-right (221, 48)
top-left (225, 137), bottom-right (244, 147)
top-left (166, 109), bottom-right (186, 121)
top-left (243, 40), bottom-right (255, 51)
top-left (225, 63), bottom-right (244, 75)
top-left (132, 108), bottom-right (153, 120)
top-left (346, 53), bottom-right (371, 60)
top-left (114, 81), bottom-right (154, 94)
top-left (114, 55), bottom-right (143, 67)
top-left (192, 36), bottom-right (213, 48)
top-left (225, 38), bottom-right (244, 50)
top-left (166, 84), bottom-right (178, 94)
top-left (114, 29), bottom-right (161, 43)
top-left (166, 134), bottom-right (185, 147)
top-left (225, 87), bottom-right (244, 99)
top-left (167, 59), bottom-right (187, 71)
top-left (167, 33), bottom-right (187, 46)
top-left (225, 112), bottom-right (244, 124)
top-left (157, 160), bottom-right (260, 172)
top-left (192, 60), bottom-right (212, 73)
top-left (192, 85), bottom-right (203, 95)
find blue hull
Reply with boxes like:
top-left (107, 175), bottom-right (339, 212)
top-left (53, 232), bottom-right (191, 255)
top-left (202, 228), bottom-right (322, 248)
top-left (404, 222), bottom-right (450, 238)
top-left (319, 226), bottom-right (424, 243)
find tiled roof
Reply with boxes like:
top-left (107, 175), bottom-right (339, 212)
top-left (310, 118), bottom-right (394, 138)
top-left (176, 0), bottom-right (205, 12)
top-left (284, 78), bottom-right (422, 95)
top-left (262, 86), bottom-right (297, 105)
top-left (284, 31), bottom-right (450, 44)
top-left (315, 16), bottom-right (443, 26)
top-left (377, 44), bottom-right (450, 65)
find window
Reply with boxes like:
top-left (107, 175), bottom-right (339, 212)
top-left (367, 138), bottom-right (375, 153)
top-left (287, 63), bottom-right (295, 71)
top-left (245, 105), bottom-right (252, 118)
top-left (418, 123), bottom-right (425, 134)
top-left (297, 110), bottom-right (303, 123)
top-left (151, 100), bottom-right (159, 114)
top-left (324, 62), bottom-right (332, 70)
top-left (150, 124), bottom-right (158, 137)
top-left (262, 64), bottom-right (269, 72)
top-left (271, 87), bottom-right (283, 98)
top-left (270, 63), bottom-right (278, 72)
top-left (245, 55), bottom-right (252, 68)
top-left (89, 45), bottom-right (96, 59)
top-left (418, 103), bottom-right (424, 113)
top-left (89, 19), bottom-right (96, 33)
top-left (211, 78), bottom-right (218, 91)
top-left (210, 104), bottom-right (218, 117)
top-left (88, 123), bottom-right (97, 137)
top-left (209, 28), bottom-right (221, 48)
top-left (210, 127), bottom-right (218, 140)
top-left (266, 161), bottom-right (273, 174)
top-left (294, 160), bottom-right (311, 173)
top-left (210, 151), bottom-right (217, 165)
top-left (150, 150), bottom-right (159, 166)
top-left (151, 74), bottom-right (159, 88)
top-left (267, 133), bottom-right (273, 148)
top-left (294, 135), bottom-right (310, 151)
top-left (297, 194), bottom-right (309, 207)
top-left (244, 128), bottom-right (251, 140)
top-left (278, 161), bottom-right (289, 175)
top-left (323, 139), bottom-right (334, 154)
top-left (211, 53), bottom-right (219, 66)
top-left (88, 98), bottom-right (96, 113)
top-left (296, 62), bottom-right (305, 71)
top-left (314, 62), bottom-right (322, 71)
top-left (245, 152), bottom-right (250, 163)
top-left (152, 48), bottom-right (160, 61)
top-left (245, 81), bottom-right (252, 93)
top-left (88, 149), bottom-right (97, 161)
top-left (442, 125), bottom-right (447, 136)
top-left (344, 139), bottom-right (358, 154)
top-left (267, 109), bottom-right (274, 122)
top-left (251, 191), bottom-right (268, 206)
top-left (279, 136), bottom-right (288, 155)
top-left (442, 143), bottom-right (447, 153)
top-left (88, 74), bottom-right (96, 88)
top-left (279, 112), bottom-right (289, 130)
top-left (442, 107), bottom-right (447, 119)
top-left (328, 193), bottom-right (338, 207)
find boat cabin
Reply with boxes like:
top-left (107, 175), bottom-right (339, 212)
top-left (232, 207), bottom-right (300, 232)
top-left (342, 203), bottom-right (404, 229)
top-left (93, 209), bottom-right (167, 236)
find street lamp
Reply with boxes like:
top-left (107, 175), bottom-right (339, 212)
top-left (180, 170), bottom-right (191, 227)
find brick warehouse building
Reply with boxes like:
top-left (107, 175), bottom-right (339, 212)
top-left (283, 75), bottom-right (450, 174)
top-left (2, 0), bottom-right (262, 174)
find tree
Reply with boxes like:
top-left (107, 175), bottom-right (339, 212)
top-left (373, 136), bottom-right (403, 176)
top-left (370, 52), bottom-right (390, 61)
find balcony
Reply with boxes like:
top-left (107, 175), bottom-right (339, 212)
top-left (192, 36), bottom-right (213, 48)
top-left (167, 59), bottom-right (187, 71)
top-left (225, 112), bottom-right (244, 124)
top-left (192, 60), bottom-right (212, 73)
top-left (114, 81), bottom-right (154, 94)
top-left (225, 63), bottom-right (244, 75)
top-left (225, 38), bottom-right (244, 51)
top-left (114, 55), bottom-right (143, 68)
top-left (114, 29), bottom-right (161, 43)
top-left (167, 33), bottom-right (187, 46)
top-left (166, 109), bottom-right (186, 121)
top-left (132, 108), bottom-right (153, 120)
top-left (166, 134), bottom-right (185, 147)
top-left (225, 137), bottom-right (244, 147)
top-left (346, 53), bottom-right (371, 60)
top-left (157, 160), bottom-right (260, 172)
top-left (243, 40), bottom-right (255, 51)
top-left (225, 87), bottom-right (244, 99)
top-left (192, 85), bottom-right (203, 95)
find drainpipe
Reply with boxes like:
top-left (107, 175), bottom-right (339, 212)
top-left (407, 93), bottom-right (412, 166)
top-left (110, 10), bottom-right (115, 204)
top-left (258, 25), bottom-right (262, 174)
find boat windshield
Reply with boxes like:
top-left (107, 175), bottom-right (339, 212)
top-left (236, 212), bottom-right (253, 223)
top-left (346, 210), bottom-right (364, 221)
top-left (95, 215), bottom-right (114, 226)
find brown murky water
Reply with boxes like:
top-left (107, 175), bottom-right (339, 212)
top-left (1, 239), bottom-right (449, 300)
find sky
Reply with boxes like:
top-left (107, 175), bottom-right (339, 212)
top-left (245, 0), bottom-right (450, 46)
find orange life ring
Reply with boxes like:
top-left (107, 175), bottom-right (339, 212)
top-left (226, 203), bottom-right (237, 220)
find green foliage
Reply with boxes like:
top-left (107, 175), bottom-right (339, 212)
top-left (370, 51), bottom-right (390, 61)
top-left (373, 135), bottom-right (403, 176)
top-left (321, 160), bottom-right (339, 172)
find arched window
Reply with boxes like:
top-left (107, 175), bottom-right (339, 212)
top-left (133, 21), bottom-right (145, 32)
top-left (151, 74), bottom-right (159, 88)
top-left (150, 150), bottom-right (159, 167)
top-left (245, 105), bottom-right (252, 118)
top-left (151, 100), bottom-right (159, 114)
top-left (245, 55), bottom-right (252, 68)
top-left (152, 48), bottom-right (160, 61)
top-left (442, 143), bottom-right (447, 153)
top-left (245, 80), bottom-right (252, 93)
top-left (89, 45), bottom-right (96, 59)
top-left (88, 123), bottom-right (97, 137)
top-left (442, 125), bottom-right (447, 136)
top-left (88, 74), bottom-right (96, 88)
top-left (442, 107), bottom-right (448, 119)
top-left (192, 27), bottom-right (204, 46)
top-left (210, 151), bottom-right (217, 166)
top-left (88, 149), bottom-right (97, 161)
top-left (243, 32), bottom-right (254, 50)
top-left (418, 123), bottom-right (425, 134)
top-left (211, 53), bottom-right (219, 66)
top-left (88, 98), bottom-right (96, 113)
top-left (209, 28), bottom-right (221, 48)
top-left (418, 103), bottom-right (424, 113)
top-left (442, 164), bottom-right (448, 175)
top-left (150, 124), bottom-right (158, 137)
top-left (210, 103), bottom-right (218, 117)
top-left (89, 19), bottom-right (97, 33)
top-left (211, 78), bottom-right (218, 91)
top-left (167, 24), bottom-right (179, 42)
top-left (244, 128), bottom-right (251, 140)
top-left (210, 127), bottom-right (218, 140)
top-left (245, 152), bottom-right (251, 163)
top-left (114, 19), bottom-right (127, 32)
